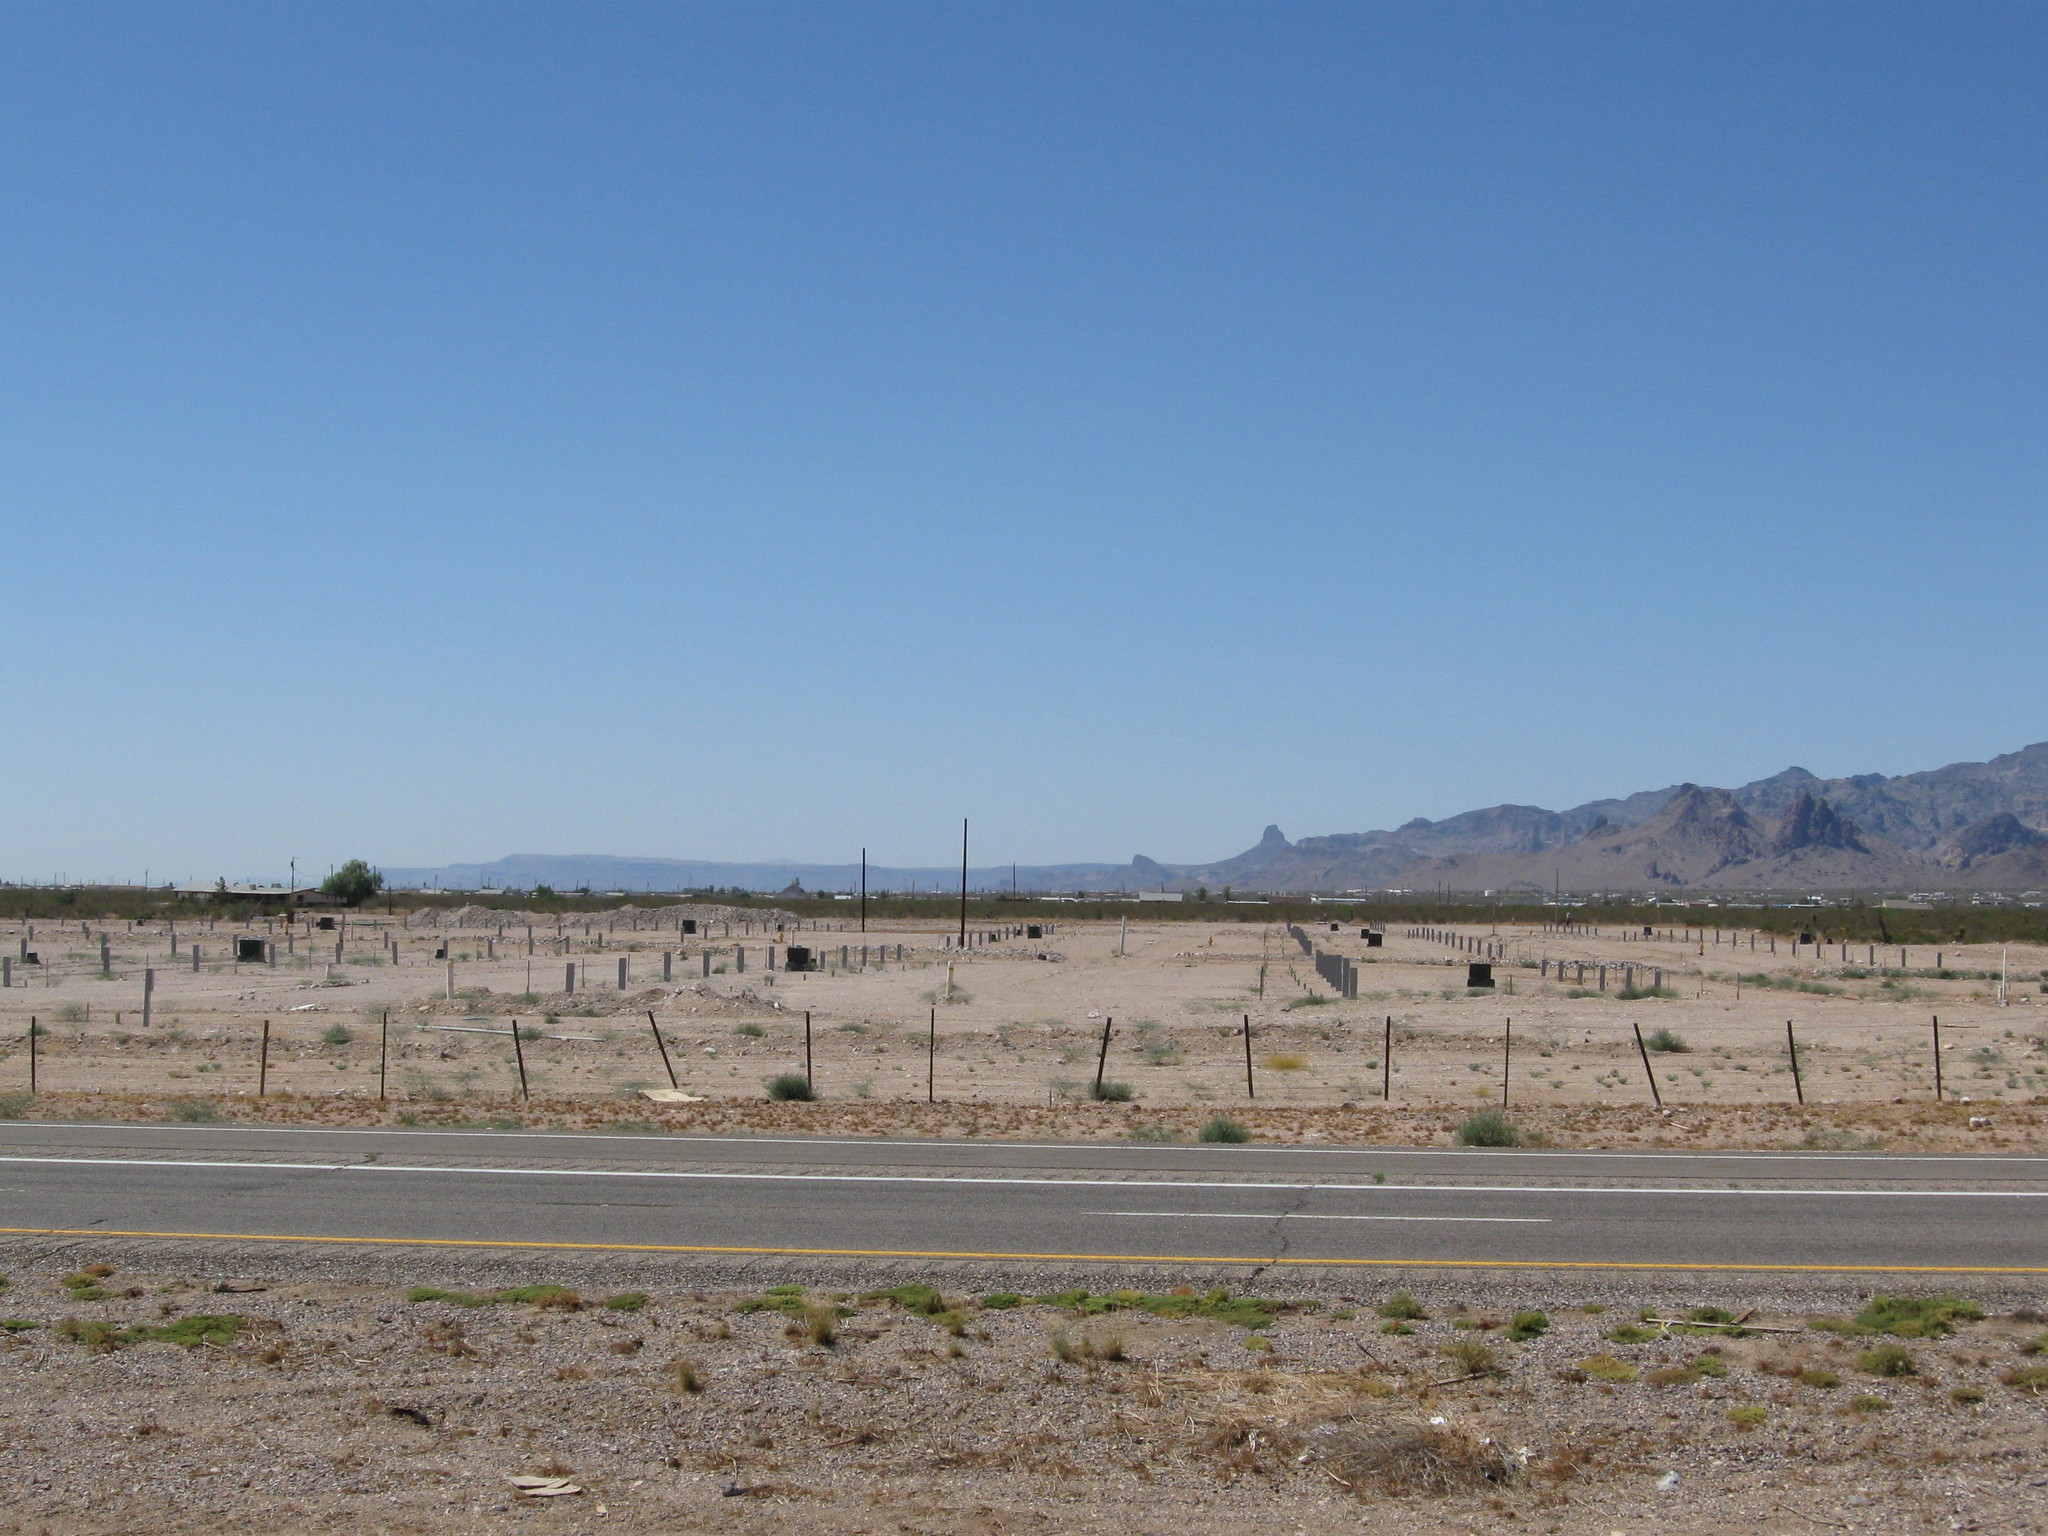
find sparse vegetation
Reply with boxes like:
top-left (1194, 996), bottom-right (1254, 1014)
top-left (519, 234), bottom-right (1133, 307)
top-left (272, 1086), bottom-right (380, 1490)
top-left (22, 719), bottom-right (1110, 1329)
top-left (1455, 1109), bottom-right (1520, 1147)
top-left (1197, 1115), bottom-right (1250, 1143)
top-left (1644, 1028), bottom-right (1690, 1053)
top-left (765, 1073), bottom-right (816, 1102)
top-left (1089, 1079), bottom-right (1133, 1102)
top-left (1378, 1290), bottom-right (1429, 1321)
top-left (1858, 1343), bottom-right (1917, 1377)
top-left (1577, 1354), bottom-right (1638, 1383)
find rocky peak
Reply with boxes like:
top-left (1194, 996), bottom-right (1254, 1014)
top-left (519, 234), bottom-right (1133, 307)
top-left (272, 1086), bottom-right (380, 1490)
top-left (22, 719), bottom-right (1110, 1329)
top-left (1769, 792), bottom-right (1865, 854)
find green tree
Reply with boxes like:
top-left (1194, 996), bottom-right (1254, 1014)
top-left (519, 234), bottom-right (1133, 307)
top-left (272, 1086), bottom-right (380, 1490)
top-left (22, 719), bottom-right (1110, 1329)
top-left (322, 860), bottom-right (384, 907)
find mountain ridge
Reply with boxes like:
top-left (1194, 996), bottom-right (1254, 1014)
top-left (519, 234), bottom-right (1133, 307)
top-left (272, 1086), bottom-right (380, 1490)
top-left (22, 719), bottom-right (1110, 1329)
top-left (379, 740), bottom-right (2048, 895)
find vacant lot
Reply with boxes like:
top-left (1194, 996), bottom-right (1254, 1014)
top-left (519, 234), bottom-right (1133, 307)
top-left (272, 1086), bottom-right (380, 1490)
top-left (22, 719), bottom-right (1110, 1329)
top-left (1, 908), bottom-right (2043, 1148)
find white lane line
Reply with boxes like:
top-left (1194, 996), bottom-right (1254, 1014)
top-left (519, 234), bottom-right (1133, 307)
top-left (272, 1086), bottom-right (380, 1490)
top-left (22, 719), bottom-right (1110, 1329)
top-left (7, 1124), bottom-right (2044, 1165)
top-left (0, 1157), bottom-right (347, 1172)
top-left (1092, 1211), bottom-right (1550, 1224)
top-left (3, 1156), bottom-right (2047, 1198)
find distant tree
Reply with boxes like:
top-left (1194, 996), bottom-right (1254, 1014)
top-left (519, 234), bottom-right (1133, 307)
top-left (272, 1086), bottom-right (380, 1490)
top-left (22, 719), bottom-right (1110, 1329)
top-left (322, 860), bottom-right (384, 907)
top-left (531, 884), bottom-right (557, 899)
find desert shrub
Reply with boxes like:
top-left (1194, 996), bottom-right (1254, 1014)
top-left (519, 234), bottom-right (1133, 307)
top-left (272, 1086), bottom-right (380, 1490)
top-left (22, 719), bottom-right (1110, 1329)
top-left (169, 1099), bottom-right (221, 1123)
top-left (56, 1318), bottom-right (121, 1353)
top-left (1858, 1343), bottom-right (1917, 1377)
top-left (321, 1023), bottom-right (353, 1046)
top-left (1378, 1290), bottom-right (1429, 1321)
top-left (1725, 1404), bottom-right (1767, 1429)
top-left (1605, 1324), bottom-right (1657, 1344)
top-left (1089, 1079), bottom-right (1133, 1102)
top-left (1577, 1354), bottom-right (1637, 1383)
top-left (733, 1023), bottom-right (764, 1037)
top-left (979, 1293), bottom-right (1022, 1310)
top-left (765, 1073), bottom-right (815, 1102)
top-left (1799, 1366), bottom-right (1842, 1389)
top-left (1261, 1054), bottom-right (1306, 1071)
top-left (1455, 1110), bottom-right (1519, 1147)
top-left (0, 1093), bottom-right (30, 1120)
top-left (1505, 1310), bottom-right (1550, 1341)
top-left (1950, 1385), bottom-right (1985, 1404)
top-left (1198, 1116), bottom-right (1251, 1143)
top-left (1035, 1288), bottom-right (1276, 1329)
top-left (603, 1292), bottom-right (647, 1312)
top-left (865, 1283), bottom-right (948, 1316)
top-left (1814, 1294), bottom-right (1982, 1339)
top-left (1441, 1340), bottom-right (1503, 1377)
top-left (1644, 1028), bottom-right (1690, 1053)
top-left (121, 1314), bottom-right (246, 1348)
top-left (670, 1360), bottom-right (702, 1394)
top-left (1848, 1393), bottom-right (1891, 1412)
top-left (1999, 1363), bottom-right (2048, 1392)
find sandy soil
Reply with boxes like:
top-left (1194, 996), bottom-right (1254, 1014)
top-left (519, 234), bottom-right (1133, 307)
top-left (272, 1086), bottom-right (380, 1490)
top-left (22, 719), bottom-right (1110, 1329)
top-left (2, 910), bottom-right (2043, 1144)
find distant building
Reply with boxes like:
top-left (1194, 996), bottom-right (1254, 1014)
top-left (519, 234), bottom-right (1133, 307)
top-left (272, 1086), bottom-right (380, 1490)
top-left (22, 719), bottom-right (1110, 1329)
top-left (170, 884), bottom-right (335, 906)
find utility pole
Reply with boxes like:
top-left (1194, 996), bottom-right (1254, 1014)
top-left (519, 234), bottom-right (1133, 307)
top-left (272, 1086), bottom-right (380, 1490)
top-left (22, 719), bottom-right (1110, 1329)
top-left (957, 819), bottom-right (969, 947)
top-left (860, 848), bottom-right (867, 933)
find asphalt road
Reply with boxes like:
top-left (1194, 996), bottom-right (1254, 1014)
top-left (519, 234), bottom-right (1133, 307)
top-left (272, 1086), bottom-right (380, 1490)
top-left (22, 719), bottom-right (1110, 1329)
top-left (1, 1121), bottom-right (2044, 1273)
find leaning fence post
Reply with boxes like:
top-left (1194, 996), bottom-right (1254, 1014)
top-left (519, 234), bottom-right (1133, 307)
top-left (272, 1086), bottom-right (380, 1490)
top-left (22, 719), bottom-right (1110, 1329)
top-left (648, 1010), bottom-right (679, 1089)
top-left (1932, 1014), bottom-right (1943, 1102)
top-left (1243, 1014), bottom-right (1255, 1099)
top-left (1632, 1021), bottom-right (1662, 1107)
top-left (511, 1018), bottom-right (530, 1099)
top-left (1093, 1016), bottom-right (1114, 1095)
top-left (1785, 1020), bottom-right (1803, 1104)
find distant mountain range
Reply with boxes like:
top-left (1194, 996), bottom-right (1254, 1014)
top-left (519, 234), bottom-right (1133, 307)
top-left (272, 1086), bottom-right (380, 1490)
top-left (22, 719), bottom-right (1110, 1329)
top-left (382, 740), bottom-right (2048, 896)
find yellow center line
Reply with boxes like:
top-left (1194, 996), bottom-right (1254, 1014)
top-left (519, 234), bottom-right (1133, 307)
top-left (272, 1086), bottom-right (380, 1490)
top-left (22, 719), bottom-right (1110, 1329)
top-left (0, 1225), bottom-right (2041, 1274)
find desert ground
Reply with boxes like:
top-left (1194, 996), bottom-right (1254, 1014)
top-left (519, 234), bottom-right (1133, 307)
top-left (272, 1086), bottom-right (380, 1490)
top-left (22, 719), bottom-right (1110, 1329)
top-left (0, 1245), bottom-right (2045, 1536)
top-left (0, 906), bottom-right (2042, 1142)
top-left (4, 905), bottom-right (2046, 1535)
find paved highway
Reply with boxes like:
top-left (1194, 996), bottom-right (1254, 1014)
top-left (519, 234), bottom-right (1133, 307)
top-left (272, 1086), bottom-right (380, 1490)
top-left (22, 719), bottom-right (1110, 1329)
top-left (0, 1121), bottom-right (2044, 1273)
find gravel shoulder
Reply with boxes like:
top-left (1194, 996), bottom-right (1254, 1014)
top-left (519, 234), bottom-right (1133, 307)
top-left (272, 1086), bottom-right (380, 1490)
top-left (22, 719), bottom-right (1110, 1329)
top-left (0, 1245), bottom-right (2043, 1536)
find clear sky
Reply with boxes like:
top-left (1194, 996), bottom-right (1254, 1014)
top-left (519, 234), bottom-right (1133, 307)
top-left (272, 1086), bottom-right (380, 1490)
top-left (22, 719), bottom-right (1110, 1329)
top-left (3, 1), bottom-right (2044, 885)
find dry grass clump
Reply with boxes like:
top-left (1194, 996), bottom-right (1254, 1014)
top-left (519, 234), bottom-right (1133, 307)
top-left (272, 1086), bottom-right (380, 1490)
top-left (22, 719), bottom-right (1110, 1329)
top-left (1324, 1424), bottom-right (1519, 1496)
top-left (1049, 1327), bottom-right (1126, 1363)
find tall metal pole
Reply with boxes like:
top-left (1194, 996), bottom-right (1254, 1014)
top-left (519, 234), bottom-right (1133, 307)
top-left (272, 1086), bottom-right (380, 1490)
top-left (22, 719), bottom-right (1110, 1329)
top-left (859, 848), bottom-right (867, 934)
top-left (28, 1017), bottom-right (36, 1095)
top-left (958, 819), bottom-right (969, 947)
top-left (804, 1009), bottom-right (814, 1090)
top-left (1785, 1020), bottom-right (1803, 1104)
top-left (259, 1019), bottom-right (270, 1097)
top-left (379, 1010), bottom-right (389, 1100)
top-left (1242, 1014), bottom-right (1255, 1098)
top-left (927, 1007), bottom-right (937, 1103)
top-left (1500, 1017), bottom-right (1511, 1108)
top-left (1382, 1015), bottom-right (1392, 1101)
top-left (1932, 1014), bottom-right (1943, 1102)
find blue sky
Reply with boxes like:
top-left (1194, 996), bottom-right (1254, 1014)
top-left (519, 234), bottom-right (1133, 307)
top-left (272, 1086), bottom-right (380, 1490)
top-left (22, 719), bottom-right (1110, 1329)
top-left (2, 1), bottom-right (2044, 883)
